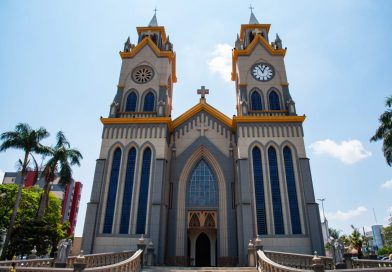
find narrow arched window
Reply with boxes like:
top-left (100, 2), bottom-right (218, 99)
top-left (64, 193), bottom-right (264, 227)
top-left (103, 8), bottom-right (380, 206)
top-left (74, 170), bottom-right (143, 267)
top-left (269, 91), bottom-right (281, 110)
top-left (251, 91), bottom-right (263, 110)
top-left (143, 92), bottom-right (155, 111)
top-left (268, 146), bottom-right (284, 234)
top-left (252, 147), bottom-right (267, 235)
top-left (136, 148), bottom-right (152, 234)
top-left (119, 147), bottom-right (137, 234)
top-left (103, 148), bottom-right (122, 234)
top-left (125, 92), bottom-right (137, 112)
top-left (187, 159), bottom-right (217, 207)
top-left (283, 147), bottom-right (301, 234)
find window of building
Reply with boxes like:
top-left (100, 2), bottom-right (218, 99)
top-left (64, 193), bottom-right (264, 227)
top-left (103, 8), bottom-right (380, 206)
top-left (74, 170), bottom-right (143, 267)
top-left (283, 147), bottom-right (301, 234)
top-left (143, 92), bottom-right (155, 111)
top-left (120, 147), bottom-right (137, 234)
top-left (187, 159), bottom-right (217, 207)
top-left (103, 148), bottom-right (122, 234)
top-left (251, 91), bottom-right (263, 110)
top-left (125, 92), bottom-right (137, 112)
top-left (269, 91), bottom-right (281, 110)
top-left (136, 148), bottom-right (152, 234)
top-left (268, 146), bottom-right (284, 234)
top-left (252, 147), bottom-right (267, 235)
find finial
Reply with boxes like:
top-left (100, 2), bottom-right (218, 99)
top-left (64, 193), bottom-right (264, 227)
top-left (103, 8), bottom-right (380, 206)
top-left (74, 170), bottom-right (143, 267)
top-left (148, 8), bottom-right (158, 27)
top-left (248, 5), bottom-right (259, 24)
top-left (153, 7), bottom-right (158, 15)
top-left (197, 86), bottom-right (209, 99)
top-left (249, 4), bottom-right (254, 12)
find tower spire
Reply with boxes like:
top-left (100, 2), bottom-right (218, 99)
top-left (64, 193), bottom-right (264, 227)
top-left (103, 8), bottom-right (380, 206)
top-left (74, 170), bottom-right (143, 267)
top-left (148, 8), bottom-right (158, 27)
top-left (248, 4), bottom-right (259, 24)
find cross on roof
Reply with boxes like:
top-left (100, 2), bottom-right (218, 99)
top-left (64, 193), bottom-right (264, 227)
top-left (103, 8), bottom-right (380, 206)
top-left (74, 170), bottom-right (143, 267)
top-left (197, 86), bottom-right (209, 99)
top-left (153, 7), bottom-right (158, 15)
top-left (249, 4), bottom-right (254, 12)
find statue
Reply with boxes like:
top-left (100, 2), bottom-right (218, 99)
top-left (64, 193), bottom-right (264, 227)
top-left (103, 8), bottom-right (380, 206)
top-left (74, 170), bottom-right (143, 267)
top-left (56, 239), bottom-right (72, 264)
top-left (332, 239), bottom-right (344, 267)
top-left (110, 101), bottom-right (119, 117)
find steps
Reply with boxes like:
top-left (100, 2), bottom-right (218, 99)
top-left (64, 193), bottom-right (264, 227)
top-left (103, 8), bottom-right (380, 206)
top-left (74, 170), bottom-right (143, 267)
top-left (142, 267), bottom-right (257, 272)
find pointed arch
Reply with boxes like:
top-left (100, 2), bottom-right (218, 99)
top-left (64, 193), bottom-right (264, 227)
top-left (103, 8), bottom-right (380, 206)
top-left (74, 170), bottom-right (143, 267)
top-left (283, 146), bottom-right (301, 234)
top-left (268, 90), bottom-right (281, 110)
top-left (143, 91), bottom-right (155, 111)
top-left (268, 146), bottom-right (284, 234)
top-left (103, 147), bottom-right (122, 233)
top-left (250, 89), bottom-right (263, 110)
top-left (176, 146), bottom-right (228, 256)
top-left (136, 147), bottom-right (152, 234)
top-left (119, 147), bottom-right (137, 234)
top-left (125, 92), bottom-right (138, 112)
top-left (252, 146), bottom-right (267, 235)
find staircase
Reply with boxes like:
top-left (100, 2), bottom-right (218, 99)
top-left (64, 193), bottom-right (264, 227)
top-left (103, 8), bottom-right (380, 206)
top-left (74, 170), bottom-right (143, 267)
top-left (142, 267), bottom-right (257, 272)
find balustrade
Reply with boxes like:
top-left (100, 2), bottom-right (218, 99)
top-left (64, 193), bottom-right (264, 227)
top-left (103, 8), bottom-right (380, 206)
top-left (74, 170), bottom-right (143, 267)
top-left (248, 110), bottom-right (288, 116)
top-left (264, 250), bottom-right (334, 270)
top-left (351, 258), bottom-right (392, 269)
top-left (119, 112), bottom-right (157, 118)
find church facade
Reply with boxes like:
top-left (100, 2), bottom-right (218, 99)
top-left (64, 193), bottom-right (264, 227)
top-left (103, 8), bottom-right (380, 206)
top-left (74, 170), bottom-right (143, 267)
top-left (81, 11), bottom-right (324, 266)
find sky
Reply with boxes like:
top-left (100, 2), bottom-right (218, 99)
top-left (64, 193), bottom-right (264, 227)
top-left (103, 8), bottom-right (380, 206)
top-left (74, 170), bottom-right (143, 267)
top-left (0, 0), bottom-right (392, 237)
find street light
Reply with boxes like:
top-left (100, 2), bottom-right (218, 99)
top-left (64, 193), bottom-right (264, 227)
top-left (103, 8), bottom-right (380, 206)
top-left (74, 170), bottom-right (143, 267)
top-left (317, 198), bottom-right (326, 221)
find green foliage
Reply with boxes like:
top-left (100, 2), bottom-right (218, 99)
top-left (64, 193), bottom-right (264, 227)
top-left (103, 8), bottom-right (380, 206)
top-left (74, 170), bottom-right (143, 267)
top-left (329, 227), bottom-right (341, 240)
top-left (383, 220), bottom-right (392, 248)
top-left (377, 246), bottom-right (392, 256)
top-left (0, 185), bottom-right (66, 259)
top-left (371, 96), bottom-right (392, 166)
top-left (349, 225), bottom-right (364, 256)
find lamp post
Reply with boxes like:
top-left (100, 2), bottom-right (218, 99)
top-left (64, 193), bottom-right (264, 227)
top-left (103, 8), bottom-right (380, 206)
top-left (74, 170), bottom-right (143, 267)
top-left (317, 198), bottom-right (329, 241)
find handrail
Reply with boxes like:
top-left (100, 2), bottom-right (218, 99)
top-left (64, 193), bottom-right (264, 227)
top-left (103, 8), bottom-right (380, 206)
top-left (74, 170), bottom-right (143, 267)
top-left (257, 250), bottom-right (312, 272)
top-left (84, 249), bottom-right (142, 272)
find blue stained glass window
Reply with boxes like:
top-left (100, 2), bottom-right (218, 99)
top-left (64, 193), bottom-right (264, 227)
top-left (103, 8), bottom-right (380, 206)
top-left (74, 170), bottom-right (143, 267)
top-left (187, 159), bottom-right (217, 207)
top-left (103, 148), bottom-right (122, 234)
top-left (125, 92), bottom-right (137, 112)
top-left (252, 147), bottom-right (267, 235)
top-left (143, 92), bottom-right (155, 112)
top-left (251, 91), bottom-right (263, 110)
top-left (268, 147), bottom-right (284, 234)
top-left (136, 148), bottom-right (152, 234)
top-left (269, 91), bottom-right (281, 110)
top-left (283, 147), bottom-right (302, 234)
top-left (119, 148), bottom-right (137, 234)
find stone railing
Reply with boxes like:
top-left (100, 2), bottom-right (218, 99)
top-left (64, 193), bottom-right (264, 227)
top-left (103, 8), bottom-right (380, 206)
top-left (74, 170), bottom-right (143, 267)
top-left (257, 250), bottom-right (312, 272)
top-left (351, 258), bottom-right (392, 269)
top-left (119, 112), bottom-right (157, 118)
top-left (248, 110), bottom-right (288, 116)
top-left (0, 250), bottom-right (142, 272)
top-left (0, 258), bottom-right (53, 268)
top-left (264, 250), bottom-right (334, 270)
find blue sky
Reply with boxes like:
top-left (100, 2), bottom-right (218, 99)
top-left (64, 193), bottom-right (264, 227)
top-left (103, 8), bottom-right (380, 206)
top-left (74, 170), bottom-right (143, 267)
top-left (0, 0), bottom-right (391, 237)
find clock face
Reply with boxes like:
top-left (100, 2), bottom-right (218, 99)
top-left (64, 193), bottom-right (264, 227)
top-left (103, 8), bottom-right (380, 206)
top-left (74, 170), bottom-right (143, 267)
top-left (251, 63), bottom-right (274, 81)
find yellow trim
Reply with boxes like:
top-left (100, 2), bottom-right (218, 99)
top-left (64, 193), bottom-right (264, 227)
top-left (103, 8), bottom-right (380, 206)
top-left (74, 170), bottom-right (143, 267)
top-left (232, 115), bottom-right (305, 130)
top-left (136, 26), bottom-right (167, 43)
top-left (120, 37), bottom-right (177, 83)
top-left (281, 83), bottom-right (289, 87)
top-left (172, 101), bottom-right (232, 130)
top-left (231, 35), bottom-right (286, 81)
top-left (239, 24), bottom-right (271, 40)
top-left (101, 117), bottom-right (173, 131)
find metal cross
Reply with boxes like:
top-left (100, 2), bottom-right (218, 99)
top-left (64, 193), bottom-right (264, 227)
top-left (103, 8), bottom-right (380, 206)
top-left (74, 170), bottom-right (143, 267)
top-left (153, 7), bottom-right (158, 15)
top-left (249, 4), bottom-right (254, 12)
top-left (197, 86), bottom-right (209, 99)
top-left (196, 120), bottom-right (209, 137)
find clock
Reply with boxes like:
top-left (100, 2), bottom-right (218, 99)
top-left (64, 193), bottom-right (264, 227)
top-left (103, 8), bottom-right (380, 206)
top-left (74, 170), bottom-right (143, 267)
top-left (132, 65), bottom-right (154, 84)
top-left (251, 63), bottom-right (274, 81)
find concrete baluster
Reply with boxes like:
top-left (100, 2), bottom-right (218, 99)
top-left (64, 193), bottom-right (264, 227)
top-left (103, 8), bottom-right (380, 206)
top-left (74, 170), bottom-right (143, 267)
top-left (312, 251), bottom-right (324, 272)
top-left (247, 239), bottom-right (256, 267)
top-left (73, 251), bottom-right (86, 272)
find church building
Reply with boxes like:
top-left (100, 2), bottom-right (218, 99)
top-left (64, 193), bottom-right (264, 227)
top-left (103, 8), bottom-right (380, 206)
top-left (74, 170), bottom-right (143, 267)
top-left (81, 10), bottom-right (324, 266)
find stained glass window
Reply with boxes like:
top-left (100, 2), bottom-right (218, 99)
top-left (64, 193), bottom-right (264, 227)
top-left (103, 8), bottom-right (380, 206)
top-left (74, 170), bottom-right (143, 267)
top-left (125, 92), bottom-right (137, 112)
top-left (119, 148), bottom-right (137, 234)
top-left (283, 147), bottom-right (301, 234)
top-left (136, 148), bottom-right (152, 234)
top-left (268, 146), bottom-right (284, 234)
top-left (187, 159), bottom-right (217, 207)
top-left (103, 148), bottom-right (122, 234)
top-left (252, 147), bottom-right (267, 235)
top-left (269, 91), bottom-right (281, 110)
top-left (143, 92), bottom-right (155, 112)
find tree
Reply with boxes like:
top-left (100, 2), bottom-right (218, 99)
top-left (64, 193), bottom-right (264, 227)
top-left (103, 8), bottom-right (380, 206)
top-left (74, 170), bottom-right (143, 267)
top-left (382, 217), bottom-right (392, 248)
top-left (0, 123), bottom-right (49, 259)
top-left (37, 131), bottom-right (82, 219)
top-left (350, 225), bottom-right (364, 257)
top-left (0, 185), bottom-right (66, 259)
top-left (371, 96), bottom-right (392, 166)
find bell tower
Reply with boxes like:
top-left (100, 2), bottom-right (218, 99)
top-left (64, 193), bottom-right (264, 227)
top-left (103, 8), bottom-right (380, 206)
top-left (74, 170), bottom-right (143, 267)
top-left (109, 11), bottom-right (176, 119)
top-left (232, 8), bottom-right (296, 117)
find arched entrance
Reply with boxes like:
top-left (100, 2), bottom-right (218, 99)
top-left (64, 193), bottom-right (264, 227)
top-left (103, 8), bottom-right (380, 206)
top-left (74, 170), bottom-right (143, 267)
top-left (195, 233), bottom-right (210, 266)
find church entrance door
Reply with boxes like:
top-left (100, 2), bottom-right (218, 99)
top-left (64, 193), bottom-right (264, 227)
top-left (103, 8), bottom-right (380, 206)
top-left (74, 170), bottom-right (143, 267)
top-left (195, 233), bottom-right (210, 266)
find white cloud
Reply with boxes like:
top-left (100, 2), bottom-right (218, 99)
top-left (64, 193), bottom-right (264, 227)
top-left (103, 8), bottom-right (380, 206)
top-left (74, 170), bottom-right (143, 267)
top-left (207, 43), bottom-right (232, 83)
top-left (381, 179), bottom-right (392, 189)
top-left (325, 206), bottom-right (367, 221)
top-left (309, 139), bottom-right (371, 164)
top-left (0, 170), bottom-right (4, 184)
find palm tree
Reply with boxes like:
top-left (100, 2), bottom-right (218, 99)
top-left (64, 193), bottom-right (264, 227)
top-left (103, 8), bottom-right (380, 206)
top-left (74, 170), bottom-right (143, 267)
top-left (371, 96), bottom-right (392, 166)
top-left (37, 131), bottom-right (82, 219)
top-left (0, 123), bottom-right (49, 259)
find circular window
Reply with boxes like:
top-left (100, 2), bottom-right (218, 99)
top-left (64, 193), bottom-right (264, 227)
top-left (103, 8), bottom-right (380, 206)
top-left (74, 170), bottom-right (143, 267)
top-left (132, 66), bottom-right (154, 84)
